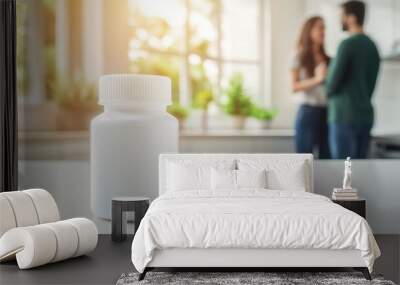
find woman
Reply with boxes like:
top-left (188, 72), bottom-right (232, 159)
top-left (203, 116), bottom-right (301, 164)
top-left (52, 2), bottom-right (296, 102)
top-left (291, 16), bottom-right (330, 159)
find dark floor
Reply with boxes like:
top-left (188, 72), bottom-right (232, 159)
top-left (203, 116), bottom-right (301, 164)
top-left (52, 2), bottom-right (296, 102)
top-left (0, 235), bottom-right (133, 285)
top-left (0, 235), bottom-right (399, 285)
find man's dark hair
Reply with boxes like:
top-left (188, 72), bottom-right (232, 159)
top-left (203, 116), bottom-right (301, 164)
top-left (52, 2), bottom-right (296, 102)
top-left (342, 1), bottom-right (366, 26)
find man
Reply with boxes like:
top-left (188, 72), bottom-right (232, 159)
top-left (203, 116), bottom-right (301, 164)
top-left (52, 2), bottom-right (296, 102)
top-left (326, 0), bottom-right (380, 159)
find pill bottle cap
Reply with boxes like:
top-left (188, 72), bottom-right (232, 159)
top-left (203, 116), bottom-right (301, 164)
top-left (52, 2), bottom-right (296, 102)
top-left (99, 74), bottom-right (171, 109)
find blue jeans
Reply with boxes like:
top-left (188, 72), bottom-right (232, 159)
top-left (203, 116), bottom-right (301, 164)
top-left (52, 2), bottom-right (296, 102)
top-left (329, 123), bottom-right (372, 159)
top-left (295, 105), bottom-right (330, 159)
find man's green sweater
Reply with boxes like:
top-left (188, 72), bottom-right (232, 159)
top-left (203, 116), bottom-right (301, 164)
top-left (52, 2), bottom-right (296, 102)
top-left (326, 34), bottom-right (380, 124)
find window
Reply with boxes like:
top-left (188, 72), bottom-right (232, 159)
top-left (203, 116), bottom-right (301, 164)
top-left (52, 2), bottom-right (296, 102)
top-left (16, 0), bottom-right (270, 136)
top-left (128, 0), bottom-right (265, 106)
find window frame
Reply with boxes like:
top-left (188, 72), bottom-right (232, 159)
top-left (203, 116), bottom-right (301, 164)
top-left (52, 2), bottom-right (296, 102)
top-left (128, 0), bottom-right (269, 107)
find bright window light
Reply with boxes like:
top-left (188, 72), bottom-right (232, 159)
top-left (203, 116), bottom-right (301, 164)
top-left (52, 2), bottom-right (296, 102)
top-left (128, 0), bottom-right (264, 106)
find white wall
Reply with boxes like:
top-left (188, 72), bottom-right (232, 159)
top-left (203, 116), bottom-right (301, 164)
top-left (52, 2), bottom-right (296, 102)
top-left (373, 62), bottom-right (400, 135)
top-left (305, 0), bottom-right (400, 59)
top-left (269, 0), bottom-right (306, 129)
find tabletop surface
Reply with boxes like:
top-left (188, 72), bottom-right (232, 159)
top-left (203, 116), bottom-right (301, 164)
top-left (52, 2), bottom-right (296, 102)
top-left (332, 198), bottom-right (366, 202)
top-left (112, 197), bottom-right (150, 202)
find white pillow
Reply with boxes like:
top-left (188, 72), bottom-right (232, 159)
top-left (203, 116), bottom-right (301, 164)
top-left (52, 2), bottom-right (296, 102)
top-left (237, 159), bottom-right (308, 191)
top-left (167, 160), bottom-right (235, 191)
top-left (211, 169), bottom-right (236, 190)
top-left (236, 169), bottom-right (267, 189)
top-left (167, 163), bottom-right (209, 191)
top-left (211, 169), bottom-right (267, 190)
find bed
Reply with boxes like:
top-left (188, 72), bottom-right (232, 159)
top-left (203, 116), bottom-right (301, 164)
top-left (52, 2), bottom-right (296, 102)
top-left (131, 154), bottom-right (380, 281)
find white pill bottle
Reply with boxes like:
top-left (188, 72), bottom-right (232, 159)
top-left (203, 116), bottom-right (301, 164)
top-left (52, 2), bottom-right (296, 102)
top-left (91, 74), bottom-right (178, 219)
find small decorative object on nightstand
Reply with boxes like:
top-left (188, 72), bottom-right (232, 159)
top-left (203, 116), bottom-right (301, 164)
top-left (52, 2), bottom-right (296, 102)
top-left (332, 198), bottom-right (366, 218)
top-left (112, 197), bottom-right (150, 242)
top-left (332, 157), bottom-right (359, 200)
top-left (332, 157), bottom-right (366, 217)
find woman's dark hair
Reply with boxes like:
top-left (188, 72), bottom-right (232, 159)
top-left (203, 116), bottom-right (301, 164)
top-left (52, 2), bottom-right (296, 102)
top-left (342, 0), bottom-right (365, 26)
top-left (296, 16), bottom-right (329, 78)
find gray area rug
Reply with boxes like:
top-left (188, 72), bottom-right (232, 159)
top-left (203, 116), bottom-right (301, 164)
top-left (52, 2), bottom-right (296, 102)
top-left (116, 272), bottom-right (396, 285)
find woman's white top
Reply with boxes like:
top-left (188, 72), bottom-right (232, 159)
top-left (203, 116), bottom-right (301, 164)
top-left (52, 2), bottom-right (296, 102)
top-left (291, 53), bottom-right (327, 107)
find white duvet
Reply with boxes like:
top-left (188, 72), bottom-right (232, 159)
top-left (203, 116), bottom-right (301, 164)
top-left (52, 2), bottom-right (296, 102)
top-left (131, 190), bottom-right (380, 273)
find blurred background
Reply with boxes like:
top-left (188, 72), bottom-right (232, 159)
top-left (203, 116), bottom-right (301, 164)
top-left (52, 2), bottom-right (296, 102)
top-left (14, 1), bottom-right (400, 253)
top-left (17, 0), bottom-right (400, 161)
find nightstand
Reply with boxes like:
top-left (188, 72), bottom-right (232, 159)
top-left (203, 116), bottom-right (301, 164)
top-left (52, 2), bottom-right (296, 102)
top-left (332, 198), bottom-right (366, 218)
top-left (111, 197), bottom-right (150, 242)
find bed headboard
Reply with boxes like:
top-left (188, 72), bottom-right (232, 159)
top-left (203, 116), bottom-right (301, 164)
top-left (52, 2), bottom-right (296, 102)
top-left (159, 153), bottom-right (314, 195)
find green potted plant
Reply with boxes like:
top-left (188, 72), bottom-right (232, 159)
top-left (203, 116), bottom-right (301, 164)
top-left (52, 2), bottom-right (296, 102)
top-left (250, 105), bottom-right (278, 129)
top-left (54, 80), bottom-right (100, 130)
top-left (193, 90), bottom-right (213, 130)
top-left (167, 102), bottom-right (190, 130)
top-left (221, 73), bottom-right (252, 129)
